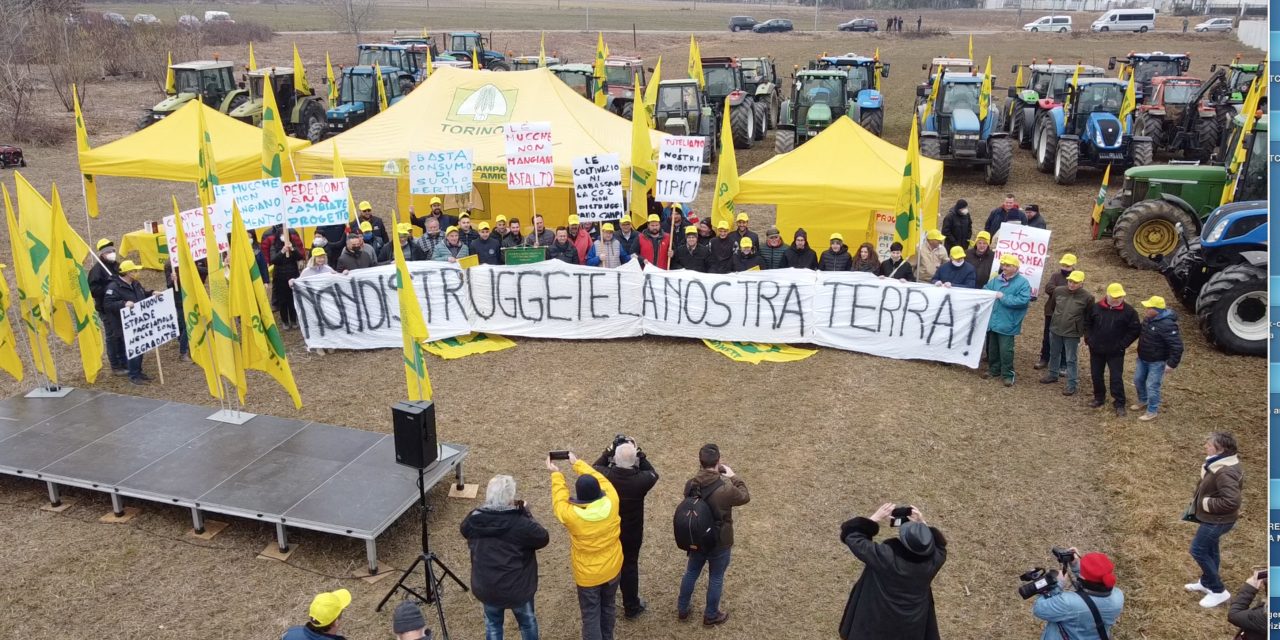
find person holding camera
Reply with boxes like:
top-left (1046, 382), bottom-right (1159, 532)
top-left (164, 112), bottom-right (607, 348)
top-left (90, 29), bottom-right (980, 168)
top-left (1030, 549), bottom-right (1124, 640)
top-left (676, 444), bottom-right (750, 626)
top-left (1227, 570), bottom-right (1267, 639)
top-left (547, 452), bottom-right (623, 640)
top-left (593, 437), bottom-right (659, 619)
top-left (838, 504), bottom-right (947, 640)
top-left (1185, 432), bottom-right (1243, 609)
top-left (460, 475), bottom-right (550, 640)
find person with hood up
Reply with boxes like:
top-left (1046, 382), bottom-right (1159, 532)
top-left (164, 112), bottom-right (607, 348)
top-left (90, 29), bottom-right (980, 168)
top-left (1035, 253), bottom-right (1079, 370)
top-left (432, 226), bottom-right (472, 263)
top-left (461, 475), bottom-right (551, 640)
top-left (966, 231), bottom-right (996, 288)
top-left (877, 242), bottom-right (915, 282)
top-left (851, 242), bottom-right (879, 273)
top-left (820, 233), bottom-right (853, 271)
top-left (783, 229), bottom-right (818, 269)
top-left (731, 237), bottom-right (763, 271)
top-left (940, 199), bottom-right (972, 251)
top-left (838, 503), bottom-right (947, 640)
top-left (931, 246), bottom-right (976, 288)
top-left (593, 440), bottom-right (659, 619)
top-left (707, 221), bottom-right (736, 274)
top-left (1132, 295), bottom-right (1184, 421)
top-left (670, 226), bottom-right (711, 272)
top-left (916, 229), bottom-right (948, 283)
top-left (637, 215), bottom-right (671, 268)
top-left (982, 254), bottom-right (1032, 386)
top-left (1040, 270), bottom-right (1092, 396)
top-left (548, 453), bottom-right (623, 640)
top-left (758, 227), bottom-right (788, 269)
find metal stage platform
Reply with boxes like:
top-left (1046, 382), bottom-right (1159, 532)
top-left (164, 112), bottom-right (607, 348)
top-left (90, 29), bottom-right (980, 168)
top-left (0, 389), bottom-right (468, 572)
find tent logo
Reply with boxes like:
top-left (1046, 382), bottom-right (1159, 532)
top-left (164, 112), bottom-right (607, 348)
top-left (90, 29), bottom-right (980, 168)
top-left (448, 84), bottom-right (516, 123)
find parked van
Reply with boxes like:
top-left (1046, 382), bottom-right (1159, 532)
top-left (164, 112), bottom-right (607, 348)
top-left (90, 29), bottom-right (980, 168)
top-left (1023, 16), bottom-right (1072, 32)
top-left (204, 11), bottom-right (234, 24)
top-left (1091, 8), bottom-right (1156, 32)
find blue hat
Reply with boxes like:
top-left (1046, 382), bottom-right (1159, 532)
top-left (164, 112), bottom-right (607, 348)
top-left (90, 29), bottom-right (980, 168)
top-left (571, 475), bottom-right (603, 504)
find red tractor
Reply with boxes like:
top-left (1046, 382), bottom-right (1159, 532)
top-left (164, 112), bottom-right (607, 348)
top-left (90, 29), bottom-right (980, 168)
top-left (0, 144), bottom-right (25, 168)
top-left (604, 55), bottom-right (647, 118)
top-left (1133, 73), bottom-right (1224, 164)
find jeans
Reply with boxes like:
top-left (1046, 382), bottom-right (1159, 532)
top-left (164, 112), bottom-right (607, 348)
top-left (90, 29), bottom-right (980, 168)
top-left (126, 354), bottom-right (143, 380)
top-left (1089, 349), bottom-right (1126, 406)
top-left (1134, 359), bottom-right (1166, 413)
top-left (483, 600), bottom-right (539, 640)
top-left (985, 332), bottom-right (1017, 382)
top-left (620, 535), bottom-right (643, 614)
top-left (1038, 315), bottom-right (1051, 363)
top-left (1190, 521), bottom-right (1235, 593)
top-left (103, 319), bottom-right (126, 369)
top-left (677, 546), bottom-right (732, 619)
top-left (1046, 333), bottom-right (1080, 389)
top-left (576, 575), bottom-right (618, 640)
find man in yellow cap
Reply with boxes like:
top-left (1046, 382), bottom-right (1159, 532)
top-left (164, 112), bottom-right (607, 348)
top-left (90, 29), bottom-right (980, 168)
top-left (471, 221), bottom-right (503, 265)
top-left (966, 231), bottom-right (995, 288)
top-left (585, 222), bottom-right (631, 268)
top-left (916, 229), bottom-right (948, 282)
top-left (1133, 295), bottom-right (1183, 421)
top-left (1083, 283), bottom-right (1141, 416)
top-left (380, 222), bottom-right (425, 263)
top-left (88, 238), bottom-right (125, 373)
top-left (567, 214), bottom-right (593, 264)
top-left (615, 217), bottom-right (640, 257)
top-left (356, 199), bottom-right (389, 247)
top-left (732, 236), bottom-right (762, 271)
top-left (281, 588), bottom-right (351, 639)
top-left (730, 212), bottom-right (759, 254)
top-left (357, 219), bottom-right (385, 255)
top-left (981, 253), bottom-right (1031, 386)
top-left (411, 196), bottom-right (456, 233)
top-left (103, 260), bottom-right (155, 385)
top-left (1041, 270), bottom-right (1093, 395)
top-left (336, 227), bottom-right (377, 272)
top-left (671, 225), bottom-right (710, 272)
top-left (493, 214), bottom-right (511, 243)
top-left (433, 225), bottom-right (472, 263)
top-left (637, 214), bottom-right (671, 268)
top-left (708, 220), bottom-right (736, 274)
top-left (1036, 253), bottom-right (1081, 371)
top-left (457, 211), bottom-right (481, 246)
top-left (932, 245), bottom-right (976, 288)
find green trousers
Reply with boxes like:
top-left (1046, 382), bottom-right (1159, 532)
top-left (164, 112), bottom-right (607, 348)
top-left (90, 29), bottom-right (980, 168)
top-left (986, 331), bottom-right (1017, 382)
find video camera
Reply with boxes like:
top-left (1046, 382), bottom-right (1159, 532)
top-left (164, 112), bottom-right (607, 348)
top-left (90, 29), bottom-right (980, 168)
top-left (1017, 547), bottom-right (1077, 599)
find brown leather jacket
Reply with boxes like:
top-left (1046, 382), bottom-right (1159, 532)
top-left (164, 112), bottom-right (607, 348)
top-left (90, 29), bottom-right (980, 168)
top-left (684, 469), bottom-right (750, 548)
top-left (1193, 454), bottom-right (1242, 524)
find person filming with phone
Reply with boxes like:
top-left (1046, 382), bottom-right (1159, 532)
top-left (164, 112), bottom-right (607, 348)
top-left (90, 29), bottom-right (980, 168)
top-left (838, 503), bottom-right (947, 640)
top-left (592, 436), bottom-right (659, 619)
top-left (1027, 548), bottom-right (1124, 640)
top-left (547, 451), bottom-right (622, 640)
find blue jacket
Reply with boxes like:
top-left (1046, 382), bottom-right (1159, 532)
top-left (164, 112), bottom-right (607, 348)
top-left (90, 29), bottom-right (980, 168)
top-left (281, 625), bottom-right (345, 640)
top-left (983, 272), bottom-right (1031, 335)
top-left (983, 206), bottom-right (1028, 235)
top-left (1033, 581), bottom-right (1124, 640)
top-left (585, 240), bottom-right (631, 267)
top-left (1136, 308), bottom-right (1184, 368)
top-left (932, 260), bottom-right (976, 288)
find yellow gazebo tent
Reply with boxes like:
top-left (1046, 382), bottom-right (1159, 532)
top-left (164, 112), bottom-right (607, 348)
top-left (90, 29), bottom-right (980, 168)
top-left (292, 66), bottom-right (666, 226)
top-left (738, 118), bottom-right (944, 258)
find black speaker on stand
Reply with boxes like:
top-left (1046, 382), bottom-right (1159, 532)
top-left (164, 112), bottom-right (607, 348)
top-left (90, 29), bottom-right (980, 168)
top-left (378, 401), bottom-right (468, 640)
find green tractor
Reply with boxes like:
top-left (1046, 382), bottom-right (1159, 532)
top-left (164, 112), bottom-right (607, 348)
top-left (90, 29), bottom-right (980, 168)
top-left (1094, 113), bottom-right (1266, 270)
top-left (138, 60), bottom-right (248, 129)
top-left (740, 56), bottom-right (782, 140)
top-left (652, 79), bottom-right (719, 173)
top-left (810, 53), bottom-right (889, 136)
top-left (1003, 62), bottom-right (1104, 149)
top-left (227, 68), bottom-right (328, 143)
top-left (1207, 58), bottom-right (1264, 142)
top-left (774, 69), bottom-right (850, 154)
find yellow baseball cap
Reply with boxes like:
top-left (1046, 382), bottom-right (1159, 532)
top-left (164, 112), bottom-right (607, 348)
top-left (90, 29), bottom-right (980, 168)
top-left (567, 214), bottom-right (581, 225)
top-left (430, 197), bottom-right (442, 205)
top-left (1107, 282), bottom-right (1126, 298)
top-left (619, 218), bottom-right (632, 225)
top-left (735, 212), bottom-right (749, 222)
top-left (358, 200), bottom-right (372, 211)
top-left (999, 254), bottom-right (1020, 267)
top-left (118, 259), bottom-right (143, 273)
top-left (446, 225), bottom-right (459, 234)
top-left (830, 232), bottom-right (844, 242)
top-left (716, 220), bottom-right (730, 230)
top-left (601, 222), bottom-right (615, 232)
top-left (496, 214), bottom-right (508, 223)
top-left (949, 246), bottom-right (966, 260)
top-left (926, 229), bottom-right (944, 241)
top-left (1140, 295), bottom-right (1165, 309)
top-left (308, 589), bottom-right (352, 627)
top-left (684, 225), bottom-right (697, 235)
top-left (647, 214), bottom-right (660, 223)
top-left (359, 221), bottom-right (373, 232)
top-left (739, 237), bottom-right (753, 248)
top-left (396, 222), bottom-right (413, 235)
top-left (673, 203), bottom-right (683, 211)
top-left (976, 231), bottom-right (991, 242)
top-left (1067, 270), bottom-right (1085, 283)
top-left (478, 221), bottom-right (491, 230)
top-left (96, 238), bottom-right (114, 251)
top-left (1060, 253), bottom-right (1078, 266)
top-left (311, 247), bottom-right (326, 258)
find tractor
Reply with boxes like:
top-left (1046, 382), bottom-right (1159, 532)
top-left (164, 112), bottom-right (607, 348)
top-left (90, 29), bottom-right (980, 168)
top-left (1095, 113), bottom-right (1266, 271)
top-left (138, 60), bottom-right (248, 129)
top-left (1033, 78), bottom-right (1152, 186)
top-left (810, 53), bottom-right (889, 136)
top-left (915, 57), bottom-right (974, 110)
top-left (325, 65), bottom-right (411, 134)
top-left (1107, 51), bottom-right (1191, 103)
top-left (774, 70), bottom-right (850, 153)
top-left (604, 56), bottom-right (647, 118)
top-left (442, 32), bottom-right (510, 71)
top-left (700, 57), bottom-right (757, 149)
top-left (357, 44), bottom-right (422, 85)
top-left (1132, 72), bottom-right (1224, 163)
top-left (1159, 201), bottom-right (1266, 357)
top-left (652, 79), bottom-right (719, 173)
top-left (1004, 61), bottom-right (1104, 148)
top-left (1207, 58), bottom-right (1264, 136)
top-left (512, 55), bottom-right (562, 71)
top-left (740, 56), bottom-right (782, 140)
top-left (549, 63), bottom-right (635, 118)
top-left (227, 68), bottom-right (328, 143)
top-left (916, 71), bottom-right (1012, 185)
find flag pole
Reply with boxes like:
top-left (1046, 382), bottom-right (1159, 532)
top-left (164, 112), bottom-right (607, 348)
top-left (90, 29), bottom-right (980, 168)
top-left (530, 189), bottom-right (539, 247)
top-left (154, 346), bottom-right (164, 385)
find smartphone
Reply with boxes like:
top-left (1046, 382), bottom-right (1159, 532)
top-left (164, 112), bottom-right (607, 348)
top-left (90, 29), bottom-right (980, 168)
top-left (1257, 570), bottom-right (1268, 581)
top-left (549, 450), bottom-right (570, 461)
top-left (889, 506), bottom-right (913, 528)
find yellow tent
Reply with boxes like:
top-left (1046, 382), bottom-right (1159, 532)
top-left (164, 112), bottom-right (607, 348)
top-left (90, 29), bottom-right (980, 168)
top-left (79, 101), bottom-right (310, 184)
top-left (738, 118), bottom-right (943, 258)
top-left (292, 66), bottom-right (666, 226)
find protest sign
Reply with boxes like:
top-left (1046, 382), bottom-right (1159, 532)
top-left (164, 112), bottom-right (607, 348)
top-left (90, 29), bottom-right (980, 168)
top-left (990, 223), bottom-right (1052, 296)
top-left (654, 136), bottom-right (705, 203)
top-left (409, 149), bottom-right (474, 195)
top-left (504, 122), bottom-right (554, 189)
top-left (122, 289), bottom-right (181, 359)
top-left (213, 178), bottom-right (284, 230)
top-left (163, 206), bottom-right (230, 268)
top-left (283, 178), bottom-right (351, 228)
top-left (571, 153), bottom-right (624, 221)
top-left (872, 211), bottom-right (896, 258)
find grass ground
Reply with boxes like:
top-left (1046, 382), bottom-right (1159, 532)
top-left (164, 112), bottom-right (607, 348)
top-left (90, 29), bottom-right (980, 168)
top-left (0, 20), bottom-right (1265, 640)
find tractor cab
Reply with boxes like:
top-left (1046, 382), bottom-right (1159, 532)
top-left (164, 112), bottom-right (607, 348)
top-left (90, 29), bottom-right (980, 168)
top-left (326, 65), bottom-right (407, 133)
top-left (550, 63), bottom-right (598, 100)
top-left (357, 44), bottom-right (421, 82)
top-left (1109, 51), bottom-right (1191, 103)
top-left (1020, 63), bottom-right (1104, 104)
top-left (916, 57), bottom-right (974, 109)
top-left (653, 79), bottom-right (718, 171)
top-left (139, 60), bottom-right (246, 128)
top-left (701, 57), bottom-right (747, 109)
top-left (391, 35), bottom-right (440, 57)
top-left (229, 67), bottom-right (328, 142)
top-left (1061, 79), bottom-right (1127, 140)
top-left (1222, 64), bottom-right (1260, 102)
top-left (814, 54), bottom-right (888, 93)
top-left (605, 56), bottom-right (645, 93)
top-left (444, 32), bottom-right (510, 70)
top-left (921, 73), bottom-right (991, 153)
top-left (512, 55), bottom-right (562, 71)
top-left (774, 70), bottom-right (850, 152)
top-left (740, 57), bottom-right (776, 94)
top-left (1222, 113), bottom-right (1267, 201)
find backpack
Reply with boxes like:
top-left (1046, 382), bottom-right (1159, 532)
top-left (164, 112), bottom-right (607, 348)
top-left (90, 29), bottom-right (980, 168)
top-left (673, 479), bottom-right (724, 552)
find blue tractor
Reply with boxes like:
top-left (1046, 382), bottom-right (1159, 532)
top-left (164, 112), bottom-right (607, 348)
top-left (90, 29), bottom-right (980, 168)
top-left (442, 32), bottom-right (510, 71)
top-left (1160, 201), bottom-right (1266, 356)
top-left (810, 53), bottom-right (889, 136)
top-left (1033, 77), bottom-right (1153, 186)
top-left (326, 65), bottom-right (411, 134)
top-left (916, 71), bottom-right (1012, 185)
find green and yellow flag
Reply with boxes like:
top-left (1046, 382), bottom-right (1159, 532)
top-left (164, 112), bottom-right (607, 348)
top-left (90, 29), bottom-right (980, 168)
top-left (248, 42), bottom-right (257, 72)
top-left (260, 75), bottom-right (294, 180)
top-left (425, 48), bottom-right (435, 79)
top-left (1118, 71), bottom-right (1137, 134)
top-left (1013, 64), bottom-right (1024, 90)
top-left (171, 196), bottom-right (222, 400)
top-left (48, 184), bottom-right (104, 383)
top-left (3, 184), bottom-right (55, 381)
top-left (72, 86), bottom-right (100, 219)
top-left (978, 56), bottom-right (993, 122)
top-left (593, 33), bottom-right (609, 107)
top-left (873, 48), bottom-right (882, 91)
top-left (424, 333), bottom-right (515, 360)
top-left (390, 209), bottom-right (433, 401)
top-left (539, 32), bottom-right (547, 68)
top-left (629, 74), bottom-right (656, 227)
top-left (332, 144), bottom-right (359, 225)
top-left (374, 62), bottom-right (389, 112)
top-left (703, 340), bottom-right (817, 364)
top-left (1064, 64), bottom-right (1082, 114)
top-left (1221, 63), bottom-right (1266, 205)
top-left (1091, 164), bottom-right (1112, 225)
top-left (643, 56), bottom-right (662, 122)
top-left (921, 68), bottom-right (943, 123)
top-left (893, 115), bottom-right (923, 256)
top-left (711, 101), bottom-right (740, 233)
top-left (228, 202), bottom-right (302, 408)
top-left (292, 43), bottom-right (311, 95)
top-left (13, 172), bottom-right (75, 344)
top-left (196, 104), bottom-right (247, 399)
top-left (0, 264), bottom-right (21, 381)
top-left (688, 36), bottom-right (705, 89)
top-left (325, 52), bottom-right (338, 104)
top-left (165, 51), bottom-right (176, 94)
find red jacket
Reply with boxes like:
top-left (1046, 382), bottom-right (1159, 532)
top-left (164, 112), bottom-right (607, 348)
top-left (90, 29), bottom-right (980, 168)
top-left (637, 232), bottom-right (670, 269)
top-left (569, 230), bottom-right (593, 264)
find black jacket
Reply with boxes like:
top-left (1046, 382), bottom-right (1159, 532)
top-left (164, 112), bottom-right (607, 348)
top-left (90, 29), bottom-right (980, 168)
top-left (1084, 300), bottom-right (1141, 354)
top-left (820, 247), bottom-right (853, 271)
top-left (758, 242), bottom-right (788, 269)
top-left (469, 236), bottom-right (503, 265)
top-left (460, 506), bottom-right (551, 608)
top-left (730, 229), bottom-right (760, 253)
top-left (670, 243), bottom-right (711, 272)
top-left (1228, 583), bottom-right (1267, 640)
top-left (1136, 309), bottom-right (1184, 368)
top-left (983, 206), bottom-right (1027, 235)
top-left (88, 260), bottom-right (119, 312)
top-left (458, 228), bottom-right (481, 247)
top-left (357, 214), bottom-right (390, 246)
top-left (593, 452), bottom-right (658, 547)
top-left (103, 276), bottom-right (152, 331)
top-left (546, 240), bottom-right (578, 264)
top-left (839, 517), bottom-right (946, 640)
top-left (377, 240), bottom-right (427, 263)
top-left (732, 252), bottom-right (763, 272)
top-left (1024, 212), bottom-right (1048, 229)
top-left (940, 207), bottom-right (972, 251)
top-left (965, 247), bottom-right (995, 288)
top-left (270, 240), bottom-right (304, 281)
top-left (708, 236), bottom-right (736, 274)
top-left (616, 230), bottom-right (641, 258)
top-left (783, 244), bottom-right (818, 270)
top-left (878, 257), bottom-right (916, 282)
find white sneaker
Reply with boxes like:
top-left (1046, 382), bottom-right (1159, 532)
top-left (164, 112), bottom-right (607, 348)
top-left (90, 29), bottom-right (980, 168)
top-left (1185, 581), bottom-right (1210, 594)
top-left (1199, 590), bottom-right (1231, 608)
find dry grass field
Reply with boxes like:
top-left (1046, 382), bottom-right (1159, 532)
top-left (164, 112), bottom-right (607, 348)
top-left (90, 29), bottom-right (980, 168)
top-left (0, 15), bottom-right (1265, 640)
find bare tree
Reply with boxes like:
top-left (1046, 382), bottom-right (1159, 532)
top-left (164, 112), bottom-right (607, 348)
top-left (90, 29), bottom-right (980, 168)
top-left (0, 0), bottom-right (38, 137)
top-left (327, 0), bottom-right (379, 44)
top-left (34, 15), bottom-right (96, 111)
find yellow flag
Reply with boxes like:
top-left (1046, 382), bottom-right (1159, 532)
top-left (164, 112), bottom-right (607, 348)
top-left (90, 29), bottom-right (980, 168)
top-left (171, 196), bottom-right (222, 400)
top-left (471, 48), bottom-right (481, 71)
top-left (1118, 72), bottom-right (1137, 134)
top-left (390, 209), bottom-right (433, 401)
top-left (688, 36), bottom-right (705, 88)
top-left (332, 144), bottom-right (359, 225)
top-left (48, 184), bottom-right (103, 383)
top-left (711, 101), bottom-right (740, 232)
top-left (921, 68), bottom-right (943, 123)
top-left (1221, 63), bottom-right (1266, 205)
top-left (292, 43), bottom-right (311, 95)
top-left (196, 104), bottom-right (246, 398)
top-left (0, 264), bottom-right (21, 381)
top-left (893, 115), bottom-right (923, 257)
top-left (248, 42), bottom-right (257, 72)
top-left (643, 56), bottom-right (662, 119)
top-left (593, 33), bottom-right (608, 107)
top-left (425, 48), bottom-right (435, 78)
top-left (539, 32), bottom-right (546, 68)
top-left (979, 56), bottom-right (992, 122)
top-left (165, 51), bottom-right (176, 94)
top-left (968, 34), bottom-right (974, 61)
top-left (629, 74), bottom-right (656, 226)
top-left (72, 85), bottom-right (100, 219)
top-left (1013, 64), bottom-right (1024, 89)
top-left (326, 52), bottom-right (338, 104)
top-left (874, 48), bottom-right (882, 91)
top-left (1064, 64), bottom-right (1081, 114)
top-left (375, 62), bottom-right (389, 112)
top-left (1090, 164), bottom-right (1112, 225)
top-left (261, 75), bottom-right (294, 180)
top-left (13, 172), bottom-right (73, 344)
top-left (228, 202), bottom-right (302, 408)
top-left (3, 184), bottom-right (55, 381)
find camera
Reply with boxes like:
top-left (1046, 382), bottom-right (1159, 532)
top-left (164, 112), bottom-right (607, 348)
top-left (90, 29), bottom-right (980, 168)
top-left (889, 506), bottom-right (913, 528)
top-left (1017, 568), bottom-right (1059, 599)
top-left (613, 434), bottom-right (635, 449)
top-left (1051, 547), bottom-right (1076, 566)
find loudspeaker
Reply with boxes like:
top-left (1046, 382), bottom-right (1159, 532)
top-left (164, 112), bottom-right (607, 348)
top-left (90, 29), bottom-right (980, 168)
top-left (392, 401), bottom-right (438, 470)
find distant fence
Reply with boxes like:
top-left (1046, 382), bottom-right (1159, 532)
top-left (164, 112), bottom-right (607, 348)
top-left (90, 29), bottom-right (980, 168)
top-left (1236, 20), bottom-right (1265, 51)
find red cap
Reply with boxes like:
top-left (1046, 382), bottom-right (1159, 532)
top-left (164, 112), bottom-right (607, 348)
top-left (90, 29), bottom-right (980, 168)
top-left (1079, 552), bottom-right (1116, 588)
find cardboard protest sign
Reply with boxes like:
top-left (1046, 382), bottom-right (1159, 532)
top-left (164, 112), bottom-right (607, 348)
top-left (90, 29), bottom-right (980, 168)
top-left (571, 154), bottom-right (624, 222)
top-left (504, 122), bottom-right (554, 189)
top-left (283, 178), bottom-right (351, 228)
top-left (213, 178), bottom-right (284, 230)
top-left (410, 149), bottom-right (474, 195)
top-left (990, 223), bottom-right (1052, 296)
top-left (163, 206), bottom-right (230, 268)
top-left (654, 136), bottom-right (705, 203)
top-left (873, 211), bottom-right (896, 258)
top-left (122, 289), bottom-right (180, 359)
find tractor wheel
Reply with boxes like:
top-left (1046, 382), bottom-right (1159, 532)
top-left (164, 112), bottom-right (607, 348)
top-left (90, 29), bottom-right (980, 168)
top-left (1166, 237), bottom-right (1204, 311)
top-left (859, 108), bottom-right (884, 136)
top-left (622, 101), bottom-right (634, 121)
top-left (985, 137), bottom-right (1012, 185)
top-left (226, 93), bottom-right (248, 114)
top-left (137, 114), bottom-right (156, 130)
top-left (487, 61), bottom-right (510, 71)
top-left (730, 99), bottom-right (754, 149)
top-left (1111, 199), bottom-right (1197, 270)
top-left (297, 102), bottom-right (327, 143)
top-left (774, 129), bottom-right (795, 154)
top-left (1131, 137), bottom-right (1154, 167)
top-left (1034, 118), bottom-right (1058, 173)
top-left (1009, 108), bottom-right (1029, 149)
top-left (920, 136), bottom-right (941, 160)
top-left (1136, 112), bottom-right (1162, 141)
top-left (1193, 117), bottom-right (1219, 163)
top-left (1053, 137), bottom-right (1079, 185)
top-left (1196, 263), bottom-right (1267, 356)
top-left (752, 101), bottom-right (767, 141)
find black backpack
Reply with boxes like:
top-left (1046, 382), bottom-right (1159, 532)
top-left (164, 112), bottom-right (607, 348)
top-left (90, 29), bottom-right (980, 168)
top-left (673, 479), bottom-right (724, 552)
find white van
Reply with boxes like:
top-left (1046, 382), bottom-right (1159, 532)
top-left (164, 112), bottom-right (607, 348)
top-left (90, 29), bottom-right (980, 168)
top-left (204, 10), bottom-right (235, 24)
top-left (1023, 16), bottom-right (1072, 32)
top-left (1091, 8), bottom-right (1156, 32)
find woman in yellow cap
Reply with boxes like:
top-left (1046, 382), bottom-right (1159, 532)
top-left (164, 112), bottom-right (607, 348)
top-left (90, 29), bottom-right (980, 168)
top-left (981, 254), bottom-right (1031, 386)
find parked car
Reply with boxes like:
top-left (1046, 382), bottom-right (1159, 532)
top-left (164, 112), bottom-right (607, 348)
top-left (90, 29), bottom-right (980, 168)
top-left (102, 12), bottom-right (129, 26)
top-left (838, 18), bottom-right (879, 32)
top-left (204, 10), bottom-right (234, 24)
top-left (1023, 15), bottom-right (1071, 32)
top-left (752, 19), bottom-right (793, 33)
top-left (178, 15), bottom-right (201, 27)
top-left (1194, 17), bottom-right (1233, 32)
top-left (1091, 7), bottom-right (1155, 32)
top-left (133, 13), bottom-right (160, 25)
top-left (729, 16), bottom-right (758, 32)
top-left (0, 145), bottom-right (26, 169)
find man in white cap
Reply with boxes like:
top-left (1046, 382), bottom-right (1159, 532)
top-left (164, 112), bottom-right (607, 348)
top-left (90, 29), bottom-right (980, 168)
top-left (281, 588), bottom-right (351, 639)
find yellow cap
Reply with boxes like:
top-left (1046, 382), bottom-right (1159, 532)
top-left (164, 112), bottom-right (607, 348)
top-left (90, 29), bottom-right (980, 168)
top-left (96, 238), bottom-right (114, 251)
top-left (1107, 282), bottom-right (1126, 298)
top-left (949, 246), bottom-right (966, 260)
top-left (567, 214), bottom-right (580, 225)
top-left (396, 222), bottom-right (413, 235)
top-left (716, 220), bottom-right (730, 230)
top-left (926, 229), bottom-right (944, 241)
top-left (830, 232), bottom-right (844, 242)
top-left (1059, 253), bottom-right (1078, 266)
top-left (478, 221), bottom-right (491, 230)
top-left (496, 214), bottom-right (507, 223)
top-left (430, 197), bottom-right (442, 205)
top-left (118, 259), bottom-right (143, 273)
top-left (446, 225), bottom-right (459, 234)
top-left (601, 222), bottom-right (615, 232)
top-left (359, 221), bottom-right (373, 232)
top-left (311, 247), bottom-right (327, 258)
top-left (673, 203), bottom-right (684, 211)
top-left (620, 218), bottom-right (632, 225)
top-left (684, 225), bottom-right (697, 235)
top-left (976, 231), bottom-right (991, 242)
top-left (358, 200), bottom-right (372, 211)
top-left (1140, 295), bottom-right (1165, 309)
top-left (999, 254), bottom-right (1020, 267)
top-left (1066, 270), bottom-right (1085, 283)
top-left (735, 212), bottom-right (749, 222)
top-left (308, 589), bottom-right (352, 627)
top-left (739, 237), bottom-right (753, 248)
top-left (647, 214), bottom-right (660, 223)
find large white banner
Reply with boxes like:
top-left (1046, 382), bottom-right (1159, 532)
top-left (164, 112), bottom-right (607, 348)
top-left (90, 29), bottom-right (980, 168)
top-left (637, 267), bottom-right (815, 344)
top-left (466, 260), bottom-right (645, 339)
top-left (213, 178), bottom-right (284, 230)
top-left (505, 122), bottom-right (554, 189)
top-left (991, 223), bottom-right (1052, 297)
top-left (571, 154), bottom-right (625, 222)
top-left (654, 136), bottom-right (705, 203)
top-left (409, 149), bottom-right (474, 195)
top-left (122, 290), bottom-right (181, 359)
top-left (163, 205), bottom-right (230, 268)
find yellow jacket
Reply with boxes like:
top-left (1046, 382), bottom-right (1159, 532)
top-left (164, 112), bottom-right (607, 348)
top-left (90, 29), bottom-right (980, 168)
top-left (551, 459), bottom-right (623, 587)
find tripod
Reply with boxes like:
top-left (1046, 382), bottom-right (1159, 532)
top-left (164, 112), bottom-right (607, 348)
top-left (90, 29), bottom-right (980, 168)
top-left (377, 467), bottom-right (469, 640)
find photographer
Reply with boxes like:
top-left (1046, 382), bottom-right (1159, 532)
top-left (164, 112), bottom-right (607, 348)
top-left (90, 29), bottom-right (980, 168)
top-left (838, 504), bottom-right (947, 640)
top-left (461, 475), bottom-right (550, 640)
top-left (1227, 571), bottom-right (1266, 639)
top-left (593, 436), bottom-right (659, 619)
top-left (1030, 549), bottom-right (1124, 639)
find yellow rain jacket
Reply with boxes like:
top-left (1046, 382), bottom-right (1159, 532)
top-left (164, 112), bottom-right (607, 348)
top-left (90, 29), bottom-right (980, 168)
top-left (551, 459), bottom-right (623, 587)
